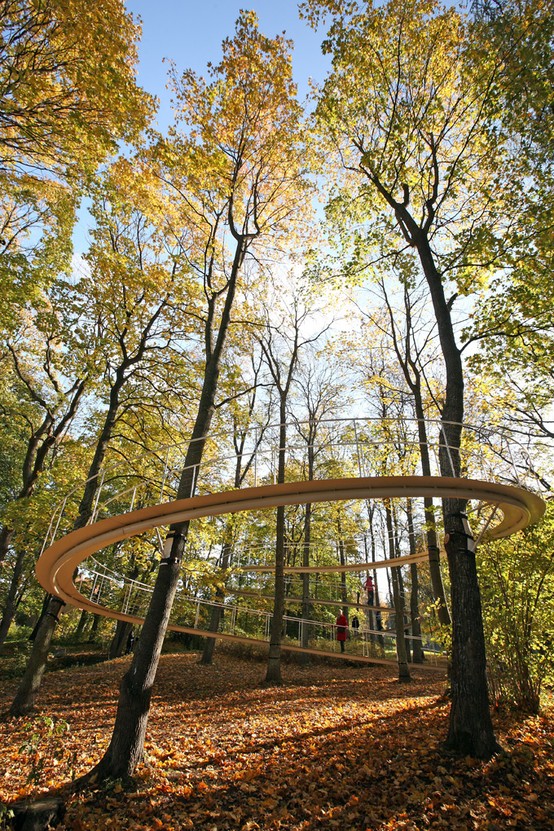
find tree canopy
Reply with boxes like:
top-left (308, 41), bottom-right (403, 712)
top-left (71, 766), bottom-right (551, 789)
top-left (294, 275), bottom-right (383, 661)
top-left (0, 0), bottom-right (552, 802)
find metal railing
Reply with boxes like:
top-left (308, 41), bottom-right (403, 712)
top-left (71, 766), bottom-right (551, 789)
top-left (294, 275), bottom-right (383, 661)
top-left (77, 558), bottom-right (445, 666)
top-left (42, 417), bottom-right (550, 553)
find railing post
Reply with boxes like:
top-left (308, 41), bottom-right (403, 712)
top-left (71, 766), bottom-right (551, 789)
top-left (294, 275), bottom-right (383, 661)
top-left (159, 448), bottom-right (170, 502)
top-left (51, 496), bottom-right (68, 544)
top-left (90, 470), bottom-right (106, 524)
top-left (353, 418), bottom-right (364, 477)
top-left (507, 440), bottom-right (522, 487)
top-left (254, 426), bottom-right (258, 487)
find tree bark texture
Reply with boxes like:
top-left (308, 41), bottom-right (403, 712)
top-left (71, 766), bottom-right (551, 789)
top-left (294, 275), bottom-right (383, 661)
top-left (385, 502), bottom-right (410, 682)
top-left (90, 554), bottom-right (182, 780)
top-left (443, 505), bottom-right (501, 757)
top-left (266, 501), bottom-right (286, 684)
top-left (0, 546), bottom-right (26, 648)
top-left (10, 596), bottom-right (65, 716)
top-left (109, 619), bottom-right (134, 660)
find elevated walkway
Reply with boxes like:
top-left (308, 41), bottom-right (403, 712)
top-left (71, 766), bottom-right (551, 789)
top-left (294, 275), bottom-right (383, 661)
top-left (35, 417), bottom-right (547, 677)
top-left (72, 559), bottom-right (446, 672)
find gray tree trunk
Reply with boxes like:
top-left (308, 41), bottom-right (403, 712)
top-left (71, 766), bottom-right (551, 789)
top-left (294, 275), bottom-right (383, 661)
top-left (0, 546), bottom-right (26, 648)
top-left (10, 596), bottom-right (65, 716)
top-left (385, 501), bottom-right (410, 682)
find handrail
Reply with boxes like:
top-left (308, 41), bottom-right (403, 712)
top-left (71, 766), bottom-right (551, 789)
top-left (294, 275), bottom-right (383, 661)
top-left (40, 417), bottom-right (550, 552)
top-left (75, 558), bottom-right (446, 669)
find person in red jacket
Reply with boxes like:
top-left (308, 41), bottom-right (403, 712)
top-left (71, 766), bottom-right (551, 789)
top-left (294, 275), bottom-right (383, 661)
top-left (336, 611), bottom-right (348, 653)
top-left (364, 574), bottom-right (374, 606)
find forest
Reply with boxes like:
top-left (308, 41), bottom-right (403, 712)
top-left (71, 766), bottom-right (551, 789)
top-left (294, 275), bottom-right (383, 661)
top-left (0, 0), bottom-right (553, 829)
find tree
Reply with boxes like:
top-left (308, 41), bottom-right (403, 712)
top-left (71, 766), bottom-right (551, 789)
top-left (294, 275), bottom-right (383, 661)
top-left (85, 12), bottom-right (311, 780)
top-left (361, 270), bottom-right (451, 627)
top-left (200, 349), bottom-right (271, 666)
top-left (302, 0), bottom-right (503, 756)
top-left (0, 0), bottom-right (151, 176)
top-left (259, 292), bottom-right (327, 683)
top-left (460, 1), bottom-right (554, 448)
top-left (9, 165), bottom-right (186, 715)
top-left (479, 502), bottom-right (554, 714)
top-left (0, 0), bottom-right (154, 326)
top-left (0, 291), bottom-right (91, 648)
top-left (293, 350), bottom-right (348, 657)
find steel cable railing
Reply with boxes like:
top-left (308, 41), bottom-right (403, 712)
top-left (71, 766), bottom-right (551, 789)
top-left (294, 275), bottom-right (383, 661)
top-left (77, 558), bottom-right (445, 666)
top-left (41, 417), bottom-right (551, 553)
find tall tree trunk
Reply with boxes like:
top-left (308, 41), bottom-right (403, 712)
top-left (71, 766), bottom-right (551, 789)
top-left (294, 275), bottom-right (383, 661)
top-left (406, 499), bottom-right (424, 664)
top-left (266, 413), bottom-right (287, 684)
top-left (410, 563), bottom-right (424, 664)
top-left (86, 237), bottom-right (247, 779)
top-left (414, 409), bottom-right (451, 627)
top-left (10, 596), bottom-right (65, 716)
top-left (200, 538), bottom-right (232, 665)
top-left (385, 501), bottom-right (410, 682)
top-left (398, 567), bottom-right (411, 664)
top-left (410, 226), bottom-right (498, 756)
top-left (299, 430), bottom-right (316, 663)
top-left (0, 546), bottom-right (26, 648)
top-left (443, 508), bottom-right (500, 755)
top-left (299, 502), bottom-right (312, 662)
top-left (337, 511), bottom-right (348, 608)
top-left (364, 503), bottom-right (376, 639)
top-left (88, 555), bottom-right (182, 780)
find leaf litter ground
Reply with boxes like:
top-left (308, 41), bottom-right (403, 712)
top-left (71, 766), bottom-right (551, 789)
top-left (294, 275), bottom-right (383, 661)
top-left (1, 651), bottom-right (552, 830)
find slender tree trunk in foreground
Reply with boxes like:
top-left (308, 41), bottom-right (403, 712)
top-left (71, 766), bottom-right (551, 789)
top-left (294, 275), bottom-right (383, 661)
top-left (443, 503), bottom-right (501, 757)
top-left (385, 502), bottom-right (410, 682)
top-left (266, 502), bottom-right (286, 684)
top-left (86, 225), bottom-right (248, 777)
top-left (200, 539), bottom-right (231, 665)
top-left (10, 597), bottom-right (65, 716)
top-left (88, 551), bottom-right (182, 780)
top-left (299, 502), bottom-right (312, 664)
top-left (0, 546), bottom-right (26, 648)
top-left (410, 563), bottom-right (424, 664)
top-left (411, 225), bottom-right (498, 756)
top-left (407, 499), bottom-right (424, 664)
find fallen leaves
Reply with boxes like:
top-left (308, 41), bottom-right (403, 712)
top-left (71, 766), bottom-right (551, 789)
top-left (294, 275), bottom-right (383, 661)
top-left (0, 651), bottom-right (553, 830)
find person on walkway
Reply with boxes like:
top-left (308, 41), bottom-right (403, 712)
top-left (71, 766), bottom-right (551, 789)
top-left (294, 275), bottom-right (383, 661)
top-left (351, 615), bottom-right (360, 638)
top-left (336, 611), bottom-right (348, 653)
top-left (125, 630), bottom-right (135, 654)
top-left (364, 574), bottom-right (374, 606)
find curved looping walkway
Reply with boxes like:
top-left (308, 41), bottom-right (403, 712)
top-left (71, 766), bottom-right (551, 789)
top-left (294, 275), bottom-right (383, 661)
top-left (37, 475), bottom-right (545, 612)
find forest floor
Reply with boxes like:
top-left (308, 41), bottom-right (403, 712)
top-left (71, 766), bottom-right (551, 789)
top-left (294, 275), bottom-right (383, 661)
top-left (0, 649), bottom-right (553, 831)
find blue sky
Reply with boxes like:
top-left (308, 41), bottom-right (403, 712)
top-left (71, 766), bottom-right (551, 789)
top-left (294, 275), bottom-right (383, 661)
top-left (72, 2), bottom-right (329, 255)
top-left (126, 0), bottom-right (330, 127)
